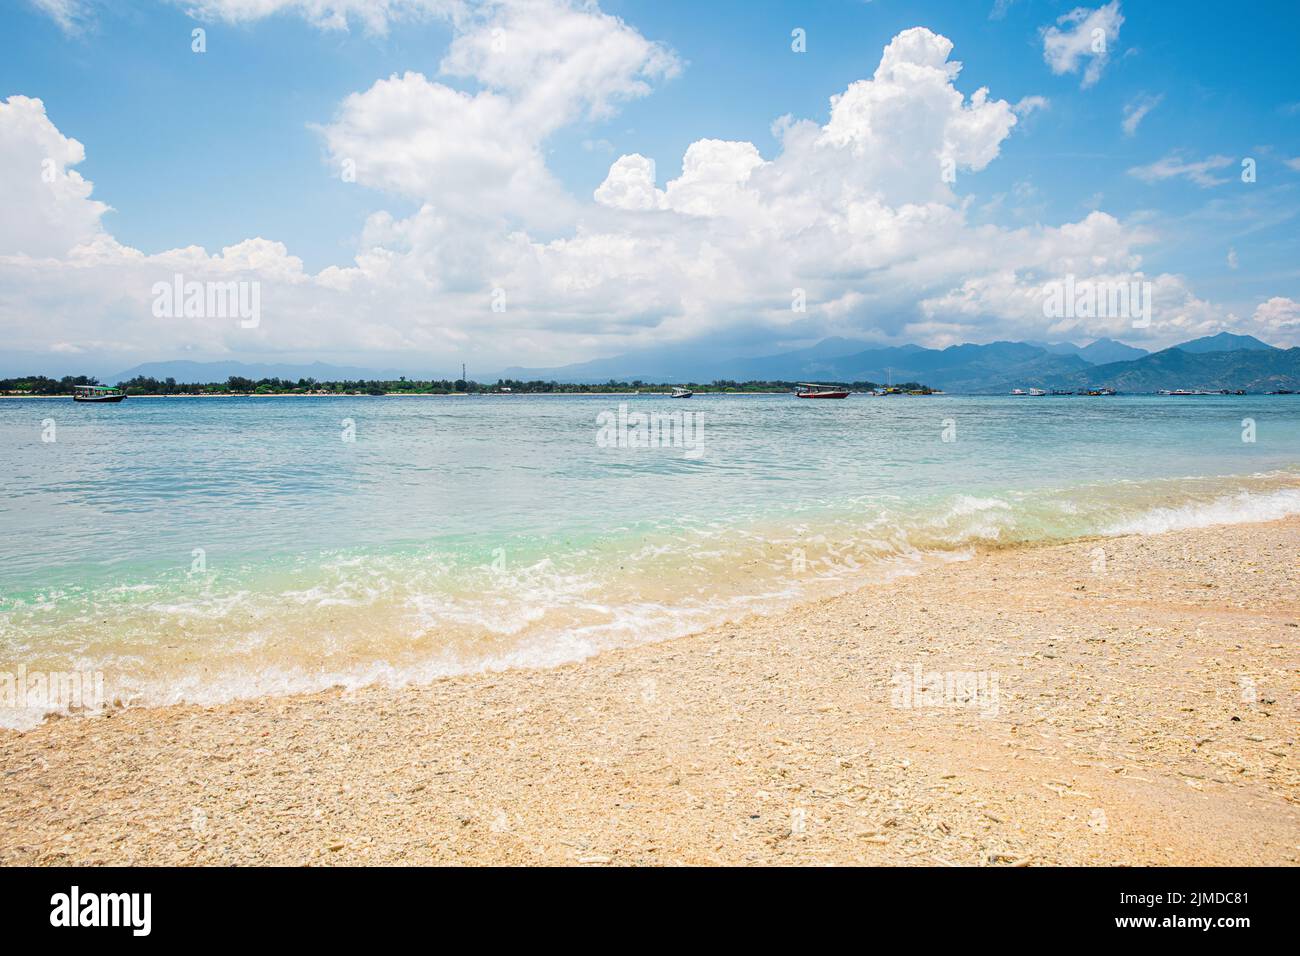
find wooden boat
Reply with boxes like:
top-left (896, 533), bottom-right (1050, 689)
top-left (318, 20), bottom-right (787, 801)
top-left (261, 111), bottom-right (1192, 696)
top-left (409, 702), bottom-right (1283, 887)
top-left (72, 385), bottom-right (126, 404)
top-left (794, 383), bottom-right (849, 399)
top-left (669, 386), bottom-right (693, 398)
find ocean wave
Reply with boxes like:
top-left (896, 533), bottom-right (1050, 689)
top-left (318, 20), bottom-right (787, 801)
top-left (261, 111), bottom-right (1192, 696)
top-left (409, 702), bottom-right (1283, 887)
top-left (1103, 487), bottom-right (1300, 536)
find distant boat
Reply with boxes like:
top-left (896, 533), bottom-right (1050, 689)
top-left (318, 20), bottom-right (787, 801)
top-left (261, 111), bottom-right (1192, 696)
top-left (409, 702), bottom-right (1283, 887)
top-left (1050, 389), bottom-right (1075, 396)
top-left (794, 383), bottom-right (850, 399)
top-left (670, 386), bottom-right (693, 398)
top-left (72, 385), bottom-right (126, 404)
top-left (1083, 387), bottom-right (1116, 396)
top-left (1269, 388), bottom-right (1294, 395)
top-left (1010, 388), bottom-right (1027, 396)
top-left (1028, 387), bottom-right (1047, 397)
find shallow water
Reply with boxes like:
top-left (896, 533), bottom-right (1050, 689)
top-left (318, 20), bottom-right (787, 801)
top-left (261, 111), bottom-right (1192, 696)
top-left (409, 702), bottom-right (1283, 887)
top-left (2, 393), bottom-right (1297, 726)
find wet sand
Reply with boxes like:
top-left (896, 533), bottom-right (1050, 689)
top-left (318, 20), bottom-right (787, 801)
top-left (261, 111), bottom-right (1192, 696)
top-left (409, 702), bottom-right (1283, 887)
top-left (1, 518), bottom-right (1296, 866)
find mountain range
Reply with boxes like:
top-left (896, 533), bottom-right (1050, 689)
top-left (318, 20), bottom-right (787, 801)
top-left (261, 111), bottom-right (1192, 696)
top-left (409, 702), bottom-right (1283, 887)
top-left (499, 331), bottom-right (1294, 393)
top-left (64, 331), bottom-right (1298, 393)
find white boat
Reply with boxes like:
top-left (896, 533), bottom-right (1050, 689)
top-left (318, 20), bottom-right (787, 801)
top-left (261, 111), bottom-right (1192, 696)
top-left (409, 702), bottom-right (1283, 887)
top-left (72, 385), bottom-right (126, 404)
top-left (670, 386), bottom-right (693, 398)
top-left (1010, 388), bottom-right (1027, 396)
top-left (1028, 388), bottom-right (1047, 396)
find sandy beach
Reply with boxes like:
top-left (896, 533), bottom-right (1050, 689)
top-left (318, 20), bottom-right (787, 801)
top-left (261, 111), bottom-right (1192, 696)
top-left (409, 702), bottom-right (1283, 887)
top-left (1, 517), bottom-right (1296, 866)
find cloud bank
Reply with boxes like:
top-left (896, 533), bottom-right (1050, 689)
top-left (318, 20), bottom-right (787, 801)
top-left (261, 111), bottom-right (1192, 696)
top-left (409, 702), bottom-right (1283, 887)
top-left (5, 0), bottom-right (1292, 375)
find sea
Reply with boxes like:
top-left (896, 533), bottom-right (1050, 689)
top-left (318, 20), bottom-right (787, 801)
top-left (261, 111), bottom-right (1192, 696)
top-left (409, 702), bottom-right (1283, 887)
top-left (2, 392), bottom-right (1297, 727)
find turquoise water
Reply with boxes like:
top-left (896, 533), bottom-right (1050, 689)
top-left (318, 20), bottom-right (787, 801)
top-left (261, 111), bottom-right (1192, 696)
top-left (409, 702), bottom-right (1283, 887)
top-left (2, 393), bottom-right (1298, 725)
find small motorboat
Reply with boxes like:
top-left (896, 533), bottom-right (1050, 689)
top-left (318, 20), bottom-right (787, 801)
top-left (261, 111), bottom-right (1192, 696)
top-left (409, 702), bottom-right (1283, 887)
top-left (1028, 388), bottom-right (1047, 396)
top-left (670, 386), bottom-right (693, 398)
top-left (794, 383), bottom-right (849, 399)
top-left (72, 385), bottom-right (127, 404)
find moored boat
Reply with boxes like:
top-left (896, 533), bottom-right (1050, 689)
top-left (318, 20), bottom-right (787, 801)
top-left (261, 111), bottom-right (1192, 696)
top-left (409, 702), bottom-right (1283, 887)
top-left (669, 386), bottom-right (693, 398)
top-left (794, 383), bottom-right (850, 399)
top-left (72, 385), bottom-right (127, 404)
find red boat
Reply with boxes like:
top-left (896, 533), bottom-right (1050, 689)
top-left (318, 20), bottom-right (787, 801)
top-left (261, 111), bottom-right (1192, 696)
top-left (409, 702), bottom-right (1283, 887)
top-left (794, 383), bottom-right (850, 399)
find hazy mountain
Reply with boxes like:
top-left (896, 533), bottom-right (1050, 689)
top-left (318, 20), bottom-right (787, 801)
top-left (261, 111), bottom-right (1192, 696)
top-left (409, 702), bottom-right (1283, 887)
top-left (1033, 337), bottom-right (1149, 364)
top-left (499, 337), bottom-right (892, 383)
top-left (24, 334), bottom-right (1289, 394)
top-left (1043, 346), bottom-right (1300, 392)
top-left (1175, 332), bottom-right (1276, 354)
top-left (503, 340), bottom-right (1090, 391)
top-left (107, 360), bottom-right (415, 384)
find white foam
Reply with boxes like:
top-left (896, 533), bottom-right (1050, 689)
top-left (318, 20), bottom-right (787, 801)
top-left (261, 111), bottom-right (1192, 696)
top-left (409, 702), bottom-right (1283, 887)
top-left (1104, 488), bottom-right (1300, 536)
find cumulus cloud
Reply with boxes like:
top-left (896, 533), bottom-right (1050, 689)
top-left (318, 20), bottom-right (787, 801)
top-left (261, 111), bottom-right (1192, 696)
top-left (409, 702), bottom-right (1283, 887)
top-left (1, 10), bottom-right (1279, 369)
top-left (0, 95), bottom-right (111, 257)
top-left (318, 0), bottom-right (678, 223)
top-left (1041, 2), bottom-right (1124, 88)
top-left (1252, 296), bottom-right (1300, 343)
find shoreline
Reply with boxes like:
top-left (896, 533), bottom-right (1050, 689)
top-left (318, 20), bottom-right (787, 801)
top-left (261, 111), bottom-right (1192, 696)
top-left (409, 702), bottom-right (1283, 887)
top-left (1, 517), bottom-right (1296, 865)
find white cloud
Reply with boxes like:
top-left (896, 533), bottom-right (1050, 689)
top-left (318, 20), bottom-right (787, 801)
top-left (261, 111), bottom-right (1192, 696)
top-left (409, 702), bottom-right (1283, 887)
top-left (1013, 95), bottom-right (1050, 117)
top-left (1128, 153), bottom-right (1234, 187)
top-left (1227, 247), bottom-right (1238, 270)
top-left (178, 0), bottom-right (457, 34)
top-left (0, 95), bottom-right (111, 257)
top-left (1121, 92), bottom-right (1162, 136)
top-left (989, 0), bottom-right (1017, 20)
top-left (1284, 157), bottom-right (1300, 172)
top-left (27, 0), bottom-right (90, 33)
top-left (1041, 2), bottom-right (1124, 88)
top-left (318, 0), bottom-right (679, 224)
top-left (1, 14), bottom-right (1280, 369)
top-left (1252, 296), bottom-right (1300, 343)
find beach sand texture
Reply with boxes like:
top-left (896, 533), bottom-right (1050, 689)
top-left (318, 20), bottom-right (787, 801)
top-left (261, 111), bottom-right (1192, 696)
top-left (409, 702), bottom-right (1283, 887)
top-left (1, 518), bottom-right (1296, 866)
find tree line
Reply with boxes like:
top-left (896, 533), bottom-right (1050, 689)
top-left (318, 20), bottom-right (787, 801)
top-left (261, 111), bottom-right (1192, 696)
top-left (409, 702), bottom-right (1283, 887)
top-left (2, 374), bottom-right (933, 395)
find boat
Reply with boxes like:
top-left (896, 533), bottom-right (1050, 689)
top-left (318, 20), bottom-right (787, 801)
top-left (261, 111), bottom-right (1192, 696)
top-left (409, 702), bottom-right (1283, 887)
top-left (794, 383), bottom-right (850, 399)
top-left (1028, 388), bottom-right (1047, 397)
top-left (669, 386), bottom-right (693, 398)
top-left (1083, 387), bottom-right (1116, 396)
top-left (1010, 388), bottom-right (1027, 396)
top-left (72, 385), bottom-right (127, 404)
top-left (1050, 389), bottom-right (1075, 396)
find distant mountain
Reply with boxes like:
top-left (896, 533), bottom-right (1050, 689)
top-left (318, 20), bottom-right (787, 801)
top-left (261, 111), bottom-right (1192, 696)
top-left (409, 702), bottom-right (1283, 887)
top-left (1077, 338), bottom-right (1149, 364)
top-left (1177, 332), bottom-right (1276, 354)
top-left (499, 337), bottom-right (890, 383)
top-left (504, 339), bottom-right (1090, 392)
top-left (59, 333), bottom-right (1293, 394)
top-left (1043, 346), bottom-right (1300, 393)
top-left (1032, 338), bottom-right (1149, 364)
top-left (107, 360), bottom-right (415, 385)
top-left (1034, 338), bottom-right (1149, 364)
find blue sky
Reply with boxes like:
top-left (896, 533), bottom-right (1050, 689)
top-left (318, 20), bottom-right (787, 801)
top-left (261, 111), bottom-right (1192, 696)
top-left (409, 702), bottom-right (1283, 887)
top-left (2, 0), bottom-right (1299, 375)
